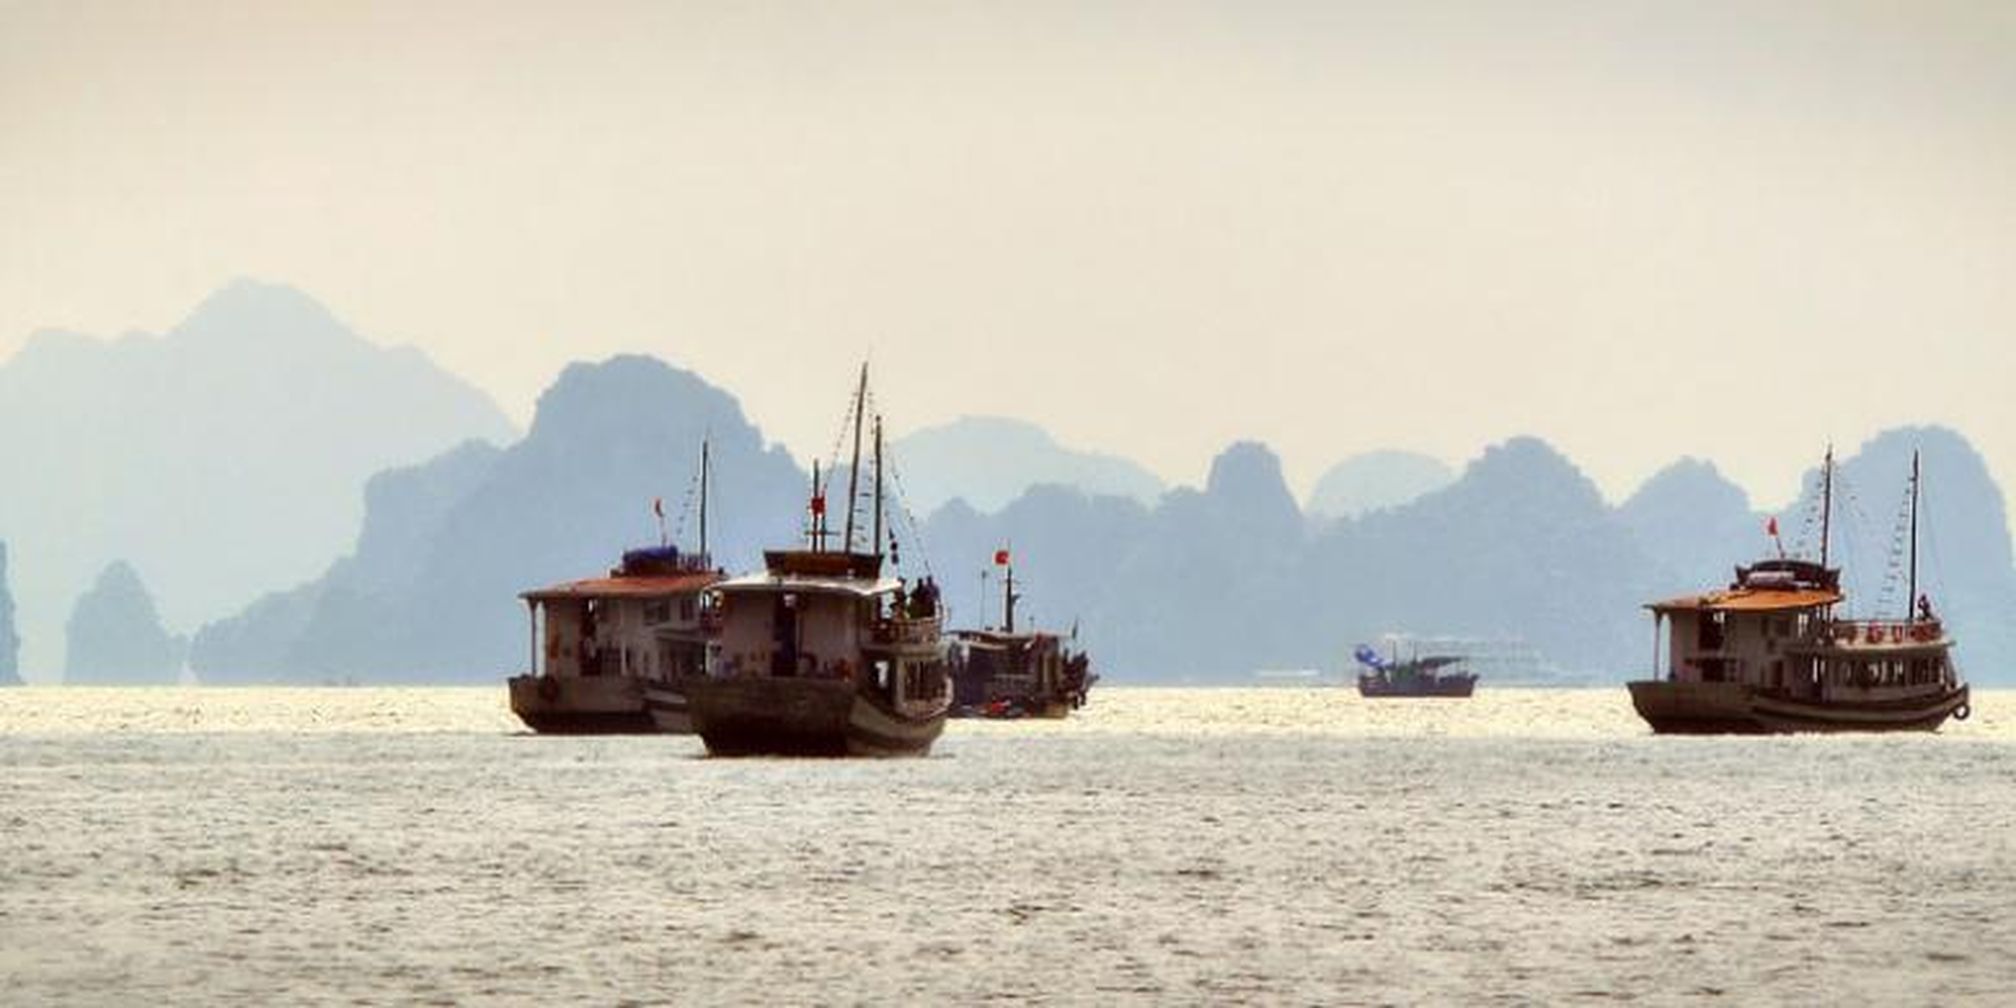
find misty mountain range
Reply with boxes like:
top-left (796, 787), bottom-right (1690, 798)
top-left (0, 280), bottom-right (516, 676)
top-left (5, 283), bottom-right (2013, 685)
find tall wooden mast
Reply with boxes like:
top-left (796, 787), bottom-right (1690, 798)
top-left (842, 363), bottom-right (868, 554)
top-left (1907, 449), bottom-right (1920, 620)
top-left (698, 437), bottom-right (710, 561)
top-left (872, 414), bottom-right (885, 560)
top-left (1819, 446), bottom-right (1833, 570)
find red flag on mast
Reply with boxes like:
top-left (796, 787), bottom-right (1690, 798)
top-left (653, 497), bottom-right (664, 518)
top-left (1766, 516), bottom-right (1779, 537)
top-left (993, 548), bottom-right (1010, 566)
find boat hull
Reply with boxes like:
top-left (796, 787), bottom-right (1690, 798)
top-left (640, 683), bottom-right (696, 734)
top-left (683, 677), bottom-right (946, 757)
top-left (1628, 679), bottom-right (1970, 734)
top-left (507, 674), bottom-right (658, 734)
top-left (1357, 675), bottom-right (1476, 698)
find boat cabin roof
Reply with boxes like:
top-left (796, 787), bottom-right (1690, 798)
top-left (1646, 586), bottom-right (1841, 614)
top-left (714, 570), bottom-right (904, 599)
top-left (521, 571), bottom-right (722, 602)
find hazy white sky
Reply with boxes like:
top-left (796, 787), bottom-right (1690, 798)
top-left (4, 1), bottom-right (2012, 508)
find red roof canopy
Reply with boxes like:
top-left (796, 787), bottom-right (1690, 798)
top-left (1646, 587), bottom-right (1841, 614)
top-left (521, 572), bottom-right (722, 602)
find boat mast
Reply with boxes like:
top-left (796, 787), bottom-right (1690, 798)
top-left (809, 460), bottom-right (827, 551)
top-left (1819, 445), bottom-right (1833, 570)
top-left (1907, 449), bottom-right (1920, 621)
top-left (699, 437), bottom-right (710, 561)
top-left (842, 363), bottom-right (868, 554)
top-left (1003, 562), bottom-right (1017, 633)
top-left (872, 414), bottom-right (885, 560)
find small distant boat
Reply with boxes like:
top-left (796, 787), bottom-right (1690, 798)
top-left (1352, 643), bottom-right (1477, 698)
top-left (679, 365), bottom-right (951, 757)
top-left (508, 441), bottom-right (721, 734)
top-left (948, 554), bottom-right (1095, 719)
top-left (1628, 448), bottom-right (1969, 734)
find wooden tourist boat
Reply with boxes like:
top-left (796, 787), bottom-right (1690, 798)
top-left (680, 366), bottom-right (951, 756)
top-left (1628, 449), bottom-right (1969, 734)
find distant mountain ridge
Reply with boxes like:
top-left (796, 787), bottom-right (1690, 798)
top-left (1305, 451), bottom-right (1456, 521)
top-left (183, 354), bottom-right (2016, 686)
top-left (890, 416), bottom-right (1165, 514)
top-left (0, 280), bottom-right (516, 679)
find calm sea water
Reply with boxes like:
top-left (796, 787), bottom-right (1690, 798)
top-left (3, 686), bottom-right (2014, 1005)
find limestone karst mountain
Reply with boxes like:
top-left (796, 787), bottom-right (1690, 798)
top-left (1619, 458), bottom-right (1764, 594)
top-left (0, 280), bottom-right (515, 679)
top-left (1783, 427), bottom-right (2016, 678)
top-left (63, 561), bottom-right (185, 685)
top-left (192, 355), bottom-right (806, 682)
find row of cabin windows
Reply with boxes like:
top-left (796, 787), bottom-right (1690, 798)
top-left (1695, 612), bottom-right (1811, 652)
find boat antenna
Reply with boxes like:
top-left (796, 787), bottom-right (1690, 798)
top-left (842, 362), bottom-right (868, 554)
top-left (1907, 449), bottom-right (1920, 621)
top-left (1819, 445), bottom-right (1833, 570)
top-left (872, 414), bottom-right (885, 561)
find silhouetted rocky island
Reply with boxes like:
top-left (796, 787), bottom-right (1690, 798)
top-left (64, 561), bottom-right (185, 685)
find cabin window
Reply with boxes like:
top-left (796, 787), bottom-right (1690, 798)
top-left (1697, 613), bottom-right (1726, 651)
top-left (643, 600), bottom-right (671, 625)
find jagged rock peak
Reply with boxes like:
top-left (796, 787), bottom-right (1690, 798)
top-left (1455, 436), bottom-right (1604, 507)
top-left (1624, 457), bottom-right (1751, 516)
top-left (1203, 441), bottom-right (1302, 533)
top-left (525, 354), bottom-right (756, 447)
top-left (65, 560), bottom-right (184, 685)
top-left (174, 278), bottom-right (355, 347)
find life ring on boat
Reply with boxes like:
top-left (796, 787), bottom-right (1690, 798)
top-left (1865, 626), bottom-right (1884, 645)
top-left (537, 676), bottom-right (560, 702)
top-left (1911, 624), bottom-right (1934, 643)
top-left (1890, 625), bottom-right (1905, 644)
top-left (1954, 703), bottom-right (1971, 722)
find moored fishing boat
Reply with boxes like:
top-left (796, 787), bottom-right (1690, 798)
top-left (508, 545), bottom-right (720, 734)
top-left (509, 441), bottom-right (721, 734)
top-left (1628, 449), bottom-right (1969, 734)
top-left (1352, 643), bottom-right (1478, 698)
top-left (949, 551), bottom-right (1094, 718)
top-left (680, 365), bottom-right (951, 756)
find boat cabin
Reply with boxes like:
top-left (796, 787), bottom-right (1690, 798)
top-left (520, 547), bottom-right (722, 683)
top-left (711, 549), bottom-right (948, 717)
top-left (1646, 559), bottom-right (1956, 701)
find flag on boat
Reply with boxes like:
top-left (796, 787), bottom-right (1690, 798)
top-left (994, 548), bottom-right (1010, 566)
top-left (811, 495), bottom-right (826, 516)
top-left (1766, 516), bottom-right (1779, 536)
top-left (653, 497), bottom-right (664, 518)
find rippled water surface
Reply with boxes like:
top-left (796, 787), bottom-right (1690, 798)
top-left (4, 686), bottom-right (2014, 1005)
